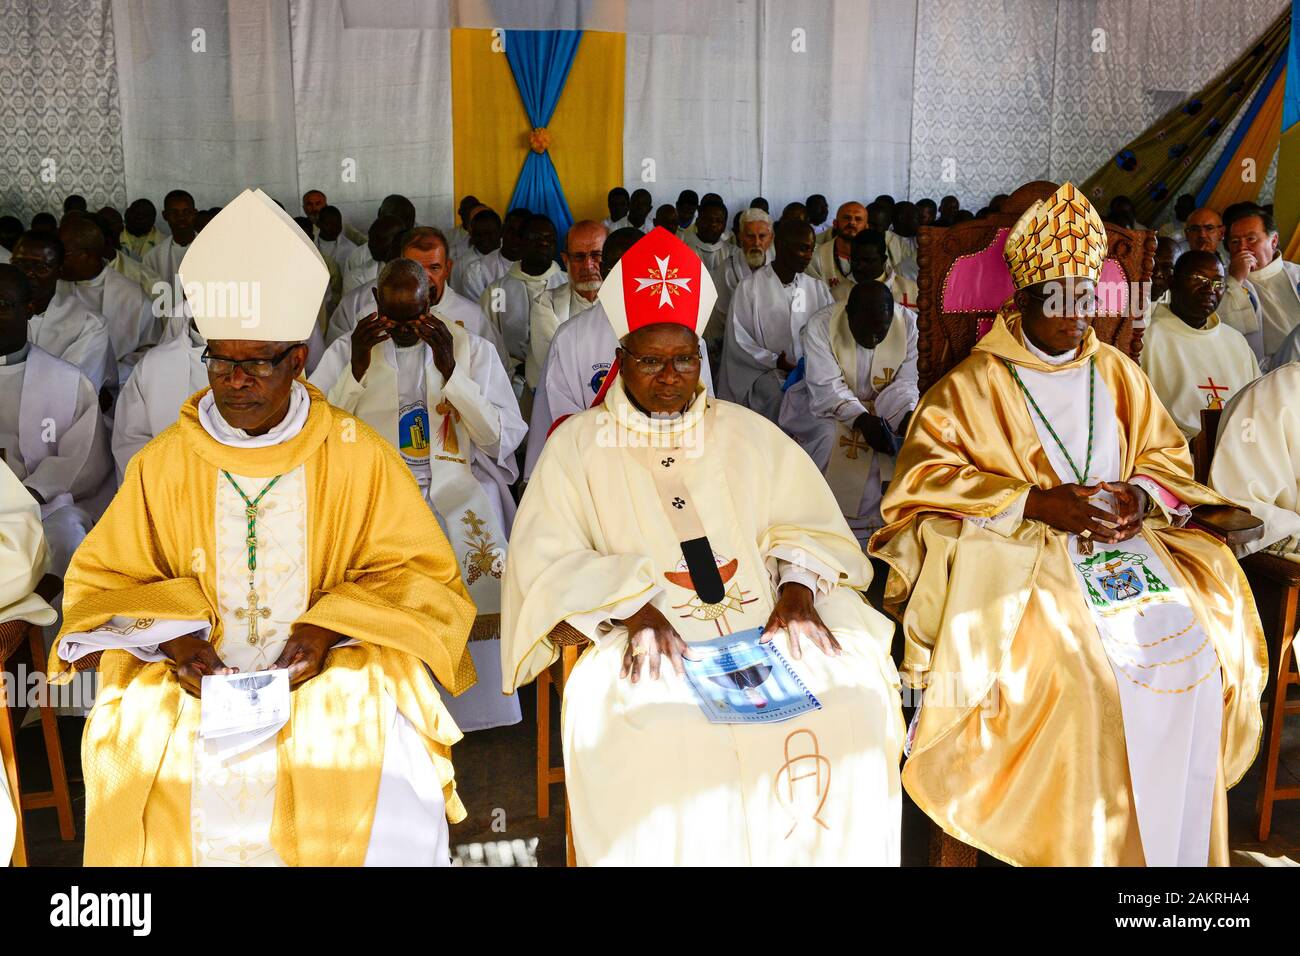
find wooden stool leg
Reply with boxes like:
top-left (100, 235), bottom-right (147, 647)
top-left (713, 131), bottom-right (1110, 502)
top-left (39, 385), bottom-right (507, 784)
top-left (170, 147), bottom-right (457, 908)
top-left (560, 646), bottom-right (578, 867)
top-left (536, 667), bottom-right (551, 819)
top-left (0, 666), bottom-right (27, 866)
top-left (28, 625), bottom-right (74, 841)
top-left (1258, 587), bottom-right (1298, 842)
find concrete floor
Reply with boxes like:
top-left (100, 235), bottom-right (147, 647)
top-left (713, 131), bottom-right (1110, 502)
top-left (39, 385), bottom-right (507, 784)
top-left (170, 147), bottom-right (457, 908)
top-left (13, 678), bottom-right (1300, 867)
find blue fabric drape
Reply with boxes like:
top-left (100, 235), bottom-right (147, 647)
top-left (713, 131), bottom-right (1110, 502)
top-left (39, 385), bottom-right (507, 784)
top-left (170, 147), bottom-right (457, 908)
top-left (504, 30), bottom-right (581, 242)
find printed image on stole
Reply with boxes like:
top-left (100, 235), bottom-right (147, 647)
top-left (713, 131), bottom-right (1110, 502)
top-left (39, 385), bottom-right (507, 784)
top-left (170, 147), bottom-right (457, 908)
top-left (1069, 524), bottom-right (1222, 866)
top-left (821, 306), bottom-right (906, 517)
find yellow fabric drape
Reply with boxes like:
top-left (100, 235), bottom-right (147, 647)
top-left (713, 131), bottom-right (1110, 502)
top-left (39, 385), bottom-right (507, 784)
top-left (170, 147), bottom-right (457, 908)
top-left (52, 385), bottom-right (478, 865)
top-left (450, 29), bottom-right (624, 224)
top-left (1204, 66), bottom-right (1287, 213)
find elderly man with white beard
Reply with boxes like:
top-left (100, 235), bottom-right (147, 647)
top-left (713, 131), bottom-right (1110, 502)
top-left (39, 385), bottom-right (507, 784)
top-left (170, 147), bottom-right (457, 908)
top-left (526, 220), bottom-right (607, 390)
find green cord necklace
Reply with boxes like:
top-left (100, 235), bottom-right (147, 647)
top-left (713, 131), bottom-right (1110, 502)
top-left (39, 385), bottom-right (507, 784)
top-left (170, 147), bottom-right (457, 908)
top-left (1004, 357), bottom-right (1096, 485)
top-left (221, 471), bottom-right (282, 645)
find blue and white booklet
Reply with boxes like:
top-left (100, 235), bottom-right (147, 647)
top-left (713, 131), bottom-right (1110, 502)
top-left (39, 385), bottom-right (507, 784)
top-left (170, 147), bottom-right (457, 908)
top-left (681, 627), bottom-right (821, 724)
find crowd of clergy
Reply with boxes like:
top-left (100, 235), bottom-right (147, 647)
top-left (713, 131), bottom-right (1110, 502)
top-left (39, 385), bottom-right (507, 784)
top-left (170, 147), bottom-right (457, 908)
top-left (0, 172), bottom-right (1297, 867)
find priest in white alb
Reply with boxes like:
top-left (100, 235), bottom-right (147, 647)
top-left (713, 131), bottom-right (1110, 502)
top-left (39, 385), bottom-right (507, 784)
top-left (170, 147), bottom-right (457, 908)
top-left (48, 190), bottom-right (479, 866)
top-left (503, 227), bottom-right (905, 865)
top-left (780, 281), bottom-right (918, 544)
top-left (479, 213), bottom-right (567, 389)
top-left (718, 220), bottom-right (833, 422)
top-left (142, 190), bottom-right (198, 300)
top-left (870, 183), bottom-right (1266, 866)
top-left (324, 215), bottom-right (405, 346)
top-left (526, 220), bottom-right (605, 390)
top-left (807, 201), bottom-right (866, 297)
top-left (342, 195), bottom-right (416, 295)
top-left (1218, 206), bottom-right (1300, 362)
top-left (310, 257), bottom-right (524, 731)
top-left (401, 227), bottom-right (508, 367)
top-left (1139, 250), bottom-right (1259, 439)
top-left (461, 209), bottom-right (529, 304)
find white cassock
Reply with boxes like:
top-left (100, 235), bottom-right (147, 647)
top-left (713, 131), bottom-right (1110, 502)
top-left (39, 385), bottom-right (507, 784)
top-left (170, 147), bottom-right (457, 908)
top-left (0, 344), bottom-right (110, 581)
top-left (0, 458), bottom-right (59, 865)
top-left (479, 261), bottom-right (568, 377)
top-left (447, 225), bottom-right (470, 265)
top-left (460, 249), bottom-right (511, 304)
top-left (112, 324), bottom-right (208, 481)
top-left (807, 238), bottom-right (855, 299)
top-left (316, 234), bottom-right (358, 274)
top-left (310, 327), bottom-right (525, 731)
top-left (141, 236), bottom-right (192, 301)
top-left (28, 288), bottom-right (117, 393)
top-left (58, 382), bottom-right (453, 865)
top-left (718, 264), bottom-right (833, 422)
top-left (109, 250), bottom-right (152, 293)
top-left (525, 283), bottom-right (597, 390)
top-left (522, 303), bottom-right (716, 480)
top-left (682, 235), bottom-right (736, 345)
top-left (450, 245), bottom-right (484, 298)
top-left (1220, 258), bottom-right (1300, 361)
top-left (1138, 303), bottom-right (1259, 439)
top-left (342, 244), bottom-right (378, 295)
top-left (58, 269), bottom-right (162, 383)
top-left (1210, 362), bottom-right (1300, 560)
top-left (779, 301), bottom-right (919, 543)
top-left (325, 279), bottom-right (379, 347)
top-left (877, 266), bottom-right (918, 311)
top-left (885, 231), bottom-right (919, 283)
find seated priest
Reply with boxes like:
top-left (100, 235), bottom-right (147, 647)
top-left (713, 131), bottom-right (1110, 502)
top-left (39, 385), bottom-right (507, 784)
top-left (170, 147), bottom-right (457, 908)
top-left (0, 263), bottom-right (111, 590)
top-left (522, 227), bottom-right (715, 481)
top-left (718, 220), bottom-right (833, 422)
top-left (0, 458), bottom-right (60, 865)
top-left (47, 189), bottom-right (478, 866)
top-left (869, 183), bottom-right (1266, 867)
top-left (779, 280), bottom-right (919, 544)
top-left (1139, 250), bottom-right (1259, 439)
top-left (1209, 362), bottom-right (1300, 561)
top-left (503, 228), bottom-right (905, 866)
top-left (525, 220), bottom-right (606, 391)
top-left (849, 229), bottom-right (917, 310)
top-left (310, 257), bottom-right (524, 732)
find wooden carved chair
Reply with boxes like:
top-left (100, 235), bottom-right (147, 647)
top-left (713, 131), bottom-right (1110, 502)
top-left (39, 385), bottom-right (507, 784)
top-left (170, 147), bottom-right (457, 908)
top-left (0, 618), bottom-right (77, 866)
top-left (1192, 407), bottom-right (1300, 841)
top-left (534, 624), bottom-right (588, 867)
top-left (909, 185), bottom-right (1263, 864)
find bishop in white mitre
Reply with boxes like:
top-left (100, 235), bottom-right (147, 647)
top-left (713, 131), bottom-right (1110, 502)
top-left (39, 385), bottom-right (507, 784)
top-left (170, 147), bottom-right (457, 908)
top-left (49, 189), bottom-right (479, 866)
top-left (780, 281), bottom-right (918, 543)
top-left (718, 220), bottom-right (833, 422)
top-left (311, 258), bottom-right (525, 731)
top-left (503, 227), bottom-right (905, 865)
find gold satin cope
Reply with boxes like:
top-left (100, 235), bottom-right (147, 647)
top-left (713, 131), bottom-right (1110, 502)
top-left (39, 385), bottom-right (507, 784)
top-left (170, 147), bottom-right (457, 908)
top-left (869, 312), bottom-right (1267, 866)
top-left (50, 385), bottom-right (478, 866)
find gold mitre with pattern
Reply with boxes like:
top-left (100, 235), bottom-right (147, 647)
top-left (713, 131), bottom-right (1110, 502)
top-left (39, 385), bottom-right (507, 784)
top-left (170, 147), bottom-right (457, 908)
top-left (1002, 182), bottom-right (1108, 290)
top-left (177, 188), bottom-right (328, 342)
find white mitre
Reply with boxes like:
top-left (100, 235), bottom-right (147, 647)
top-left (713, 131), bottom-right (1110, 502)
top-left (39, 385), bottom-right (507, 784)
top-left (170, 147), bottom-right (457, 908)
top-left (177, 188), bottom-right (328, 342)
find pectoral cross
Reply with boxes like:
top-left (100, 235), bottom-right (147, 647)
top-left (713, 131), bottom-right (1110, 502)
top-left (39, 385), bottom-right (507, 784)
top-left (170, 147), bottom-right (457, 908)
top-left (1198, 376), bottom-right (1229, 409)
top-left (235, 589), bottom-right (271, 645)
top-left (838, 433), bottom-right (869, 460)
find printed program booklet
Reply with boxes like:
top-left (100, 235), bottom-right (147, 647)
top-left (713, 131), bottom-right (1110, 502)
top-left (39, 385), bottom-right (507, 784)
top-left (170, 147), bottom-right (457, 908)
top-left (682, 627), bottom-right (821, 724)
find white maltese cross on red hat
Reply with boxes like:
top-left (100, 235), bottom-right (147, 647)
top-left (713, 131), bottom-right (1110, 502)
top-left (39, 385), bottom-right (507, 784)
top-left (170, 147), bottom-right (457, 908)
top-left (597, 226), bottom-right (717, 340)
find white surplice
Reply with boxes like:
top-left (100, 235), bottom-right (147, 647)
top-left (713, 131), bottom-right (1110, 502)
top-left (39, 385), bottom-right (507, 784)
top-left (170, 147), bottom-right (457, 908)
top-left (460, 249), bottom-right (511, 304)
top-left (59, 268), bottom-right (162, 382)
top-left (28, 288), bottom-right (118, 393)
top-left (522, 303), bottom-right (716, 480)
top-left (111, 324), bottom-right (208, 480)
top-left (718, 264), bottom-right (833, 421)
top-left (141, 236), bottom-right (192, 301)
top-left (58, 380), bottom-right (452, 866)
top-left (479, 261), bottom-right (568, 374)
top-left (525, 282), bottom-right (597, 390)
top-left (342, 244), bottom-right (378, 295)
top-left (316, 233), bottom-right (358, 274)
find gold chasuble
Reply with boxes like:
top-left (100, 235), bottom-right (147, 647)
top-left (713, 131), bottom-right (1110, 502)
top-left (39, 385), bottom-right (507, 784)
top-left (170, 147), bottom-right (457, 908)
top-left (49, 384), bottom-right (477, 865)
top-left (870, 313), bottom-right (1266, 866)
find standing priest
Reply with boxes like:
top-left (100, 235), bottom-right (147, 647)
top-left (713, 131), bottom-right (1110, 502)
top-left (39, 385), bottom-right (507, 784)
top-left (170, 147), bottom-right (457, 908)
top-left (48, 189), bottom-right (479, 866)
top-left (503, 228), bottom-right (904, 866)
top-left (870, 183), bottom-right (1265, 867)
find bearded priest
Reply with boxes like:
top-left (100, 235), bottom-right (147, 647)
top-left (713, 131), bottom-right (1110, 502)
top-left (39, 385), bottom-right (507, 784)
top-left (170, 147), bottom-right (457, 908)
top-left (870, 182), bottom-right (1265, 867)
top-left (502, 228), bottom-right (905, 866)
top-left (47, 189), bottom-right (478, 867)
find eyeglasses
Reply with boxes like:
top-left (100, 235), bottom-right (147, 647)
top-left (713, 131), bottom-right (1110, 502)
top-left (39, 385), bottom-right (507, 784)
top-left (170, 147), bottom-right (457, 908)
top-left (621, 350), bottom-right (701, 376)
top-left (1181, 275), bottom-right (1226, 293)
top-left (201, 344), bottom-right (300, 378)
